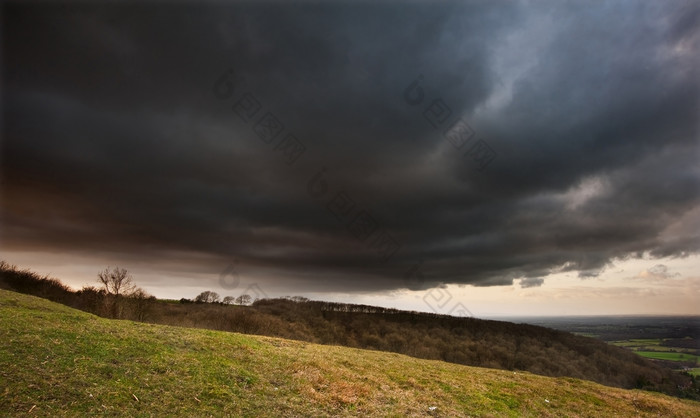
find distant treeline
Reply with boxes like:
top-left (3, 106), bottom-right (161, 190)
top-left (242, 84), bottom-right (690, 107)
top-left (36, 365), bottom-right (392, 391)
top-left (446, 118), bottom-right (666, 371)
top-left (1, 261), bottom-right (697, 400)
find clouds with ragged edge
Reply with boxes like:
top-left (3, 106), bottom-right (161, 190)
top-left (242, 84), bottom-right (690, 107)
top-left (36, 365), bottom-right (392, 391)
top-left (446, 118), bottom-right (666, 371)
top-left (1, 0), bottom-right (699, 293)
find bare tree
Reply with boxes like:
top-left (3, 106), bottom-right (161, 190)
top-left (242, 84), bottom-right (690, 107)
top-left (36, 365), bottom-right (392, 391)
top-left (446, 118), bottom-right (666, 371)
top-left (195, 290), bottom-right (220, 304)
top-left (235, 294), bottom-right (252, 306)
top-left (222, 296), bottom-right (235, 305)
top-left (98, 266), bottom-right (136, 297)
top-left (97, 266), bottom-right (137, 318)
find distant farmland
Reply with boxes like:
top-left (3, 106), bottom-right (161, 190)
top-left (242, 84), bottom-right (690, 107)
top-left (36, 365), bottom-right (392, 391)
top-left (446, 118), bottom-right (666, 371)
top-left (635, 351), bottom-right (700, 363)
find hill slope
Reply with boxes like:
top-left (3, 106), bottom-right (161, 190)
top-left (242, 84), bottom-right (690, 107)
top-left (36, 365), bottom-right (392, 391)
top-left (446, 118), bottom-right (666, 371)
top-left (1, 290), bottom-right (699, 417)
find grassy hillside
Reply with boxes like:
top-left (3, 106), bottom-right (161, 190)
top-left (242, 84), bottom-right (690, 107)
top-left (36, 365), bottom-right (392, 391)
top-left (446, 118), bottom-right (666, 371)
top-left (1, 290), bottom-right (699, 417)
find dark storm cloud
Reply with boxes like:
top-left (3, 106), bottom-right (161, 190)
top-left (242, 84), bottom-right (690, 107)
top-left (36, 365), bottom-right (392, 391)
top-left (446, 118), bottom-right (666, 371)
top-left (1, 1), bottom-right (698, 292)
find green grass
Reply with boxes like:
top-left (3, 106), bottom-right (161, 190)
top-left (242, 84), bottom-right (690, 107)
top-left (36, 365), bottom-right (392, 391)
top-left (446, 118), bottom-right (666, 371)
top-left (611, 339), bottom-right (662, 348)
top-left (1, 290), bottom-right (700, 417)
top-left (610, 340), bottom-right (698, 363)
top-left (636, 351), bottom-right (700, 364)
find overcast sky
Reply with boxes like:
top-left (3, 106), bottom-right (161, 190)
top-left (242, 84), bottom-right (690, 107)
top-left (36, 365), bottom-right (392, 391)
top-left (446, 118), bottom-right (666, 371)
top-left (1, 0), bottom-right (699, 316)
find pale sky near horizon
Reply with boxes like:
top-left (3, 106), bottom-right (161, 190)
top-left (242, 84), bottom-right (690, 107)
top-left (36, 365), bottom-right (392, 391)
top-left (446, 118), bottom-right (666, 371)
top-left (2, 1), bottom-right (699, 317)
